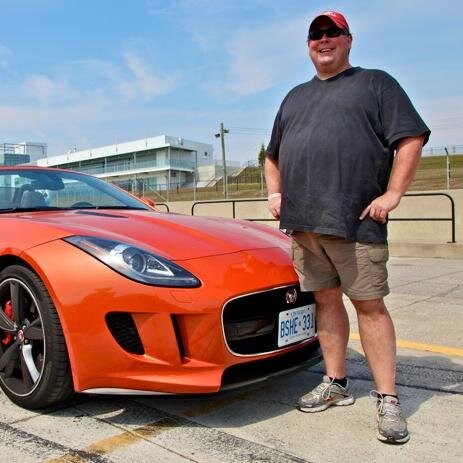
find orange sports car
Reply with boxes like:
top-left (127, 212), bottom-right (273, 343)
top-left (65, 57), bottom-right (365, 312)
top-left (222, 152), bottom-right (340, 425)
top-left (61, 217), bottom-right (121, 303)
top-left (0, 167), bottom-right (320, 409)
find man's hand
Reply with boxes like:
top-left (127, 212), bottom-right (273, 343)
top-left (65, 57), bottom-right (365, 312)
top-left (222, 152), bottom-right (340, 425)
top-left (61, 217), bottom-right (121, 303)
top-left (359, 191), bottom-right (402, 223)
top-left (361, 135), bottom-right (425, 223)
top-left (268, 192), bottom-right (281, 219)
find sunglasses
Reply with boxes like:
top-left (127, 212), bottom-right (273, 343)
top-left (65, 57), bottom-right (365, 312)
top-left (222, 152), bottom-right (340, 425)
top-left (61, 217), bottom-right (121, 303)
top-left (308, 26), bottom-right (349, 41)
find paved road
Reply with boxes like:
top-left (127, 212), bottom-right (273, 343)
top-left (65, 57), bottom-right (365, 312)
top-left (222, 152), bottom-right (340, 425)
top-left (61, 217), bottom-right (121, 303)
top-left (1, 257), bottom-right (462, 463)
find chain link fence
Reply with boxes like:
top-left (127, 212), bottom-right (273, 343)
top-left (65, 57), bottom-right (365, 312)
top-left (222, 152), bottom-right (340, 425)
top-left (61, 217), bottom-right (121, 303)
top-left (412, 149), bottom-right (463, 190)
top-left (111, 147), bottom-right (463, 202)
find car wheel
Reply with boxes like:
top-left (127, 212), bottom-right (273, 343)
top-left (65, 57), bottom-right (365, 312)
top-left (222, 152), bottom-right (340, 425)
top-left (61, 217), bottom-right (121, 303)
top-left (0, 265), bottom-right (74, 409)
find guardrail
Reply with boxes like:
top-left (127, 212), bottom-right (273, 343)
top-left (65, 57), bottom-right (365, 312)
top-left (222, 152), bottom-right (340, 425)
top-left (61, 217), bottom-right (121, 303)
top-left (191, 192), bottom-right (456, 243)
top-left (191, 198), bottom-right (267, 220)
top-left (155, 202), bottom-right (170, 212)
top-left (388, 192), bottom-right (456, 243)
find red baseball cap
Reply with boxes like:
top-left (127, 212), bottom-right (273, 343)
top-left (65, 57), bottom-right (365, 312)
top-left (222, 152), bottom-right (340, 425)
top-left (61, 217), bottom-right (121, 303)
top-left (309, 11), bottom-right (350, 32)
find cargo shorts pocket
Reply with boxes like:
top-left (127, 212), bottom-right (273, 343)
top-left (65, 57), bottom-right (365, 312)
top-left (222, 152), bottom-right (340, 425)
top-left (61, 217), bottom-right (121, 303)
top-left (366, 245), bottom-right (389, 282)
top-left (366, 246), bottom-right (389, 263)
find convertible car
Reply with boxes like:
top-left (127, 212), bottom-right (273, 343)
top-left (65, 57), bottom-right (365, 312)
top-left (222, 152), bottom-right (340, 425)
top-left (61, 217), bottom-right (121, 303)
top-left (0, 167), bottom-right (320, 409)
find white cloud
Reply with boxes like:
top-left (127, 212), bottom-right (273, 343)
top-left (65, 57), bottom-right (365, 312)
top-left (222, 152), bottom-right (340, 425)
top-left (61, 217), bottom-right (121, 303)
top-left (0, 43), bottom-right (12, 55)
top-left (147, 0), bottom-right (267, 17)
top-left (8, 48), bottom-right (181, 108)
top-left (146, 0), bottom-right (175, 16)
top-left (145, 1), bottom-right (307, 98)
top-left (117, 51), bottom-right (181, 101)
top-left (19, 74), bottom-right (78, 105)
top-left (0, 43), bottom-right (12, 70)
top-left (77, 52), bottom-right (181, 103)
top-left (218, 17), bottom-right (307, 97)
top-left (0, 43), bottom-right (185, 154)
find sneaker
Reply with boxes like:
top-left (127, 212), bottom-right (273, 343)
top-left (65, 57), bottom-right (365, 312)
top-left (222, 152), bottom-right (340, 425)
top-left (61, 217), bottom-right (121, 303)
top-left (297, 375), bottom-right (355, 413)
top-left (373, 392), bottom-right (410, 444)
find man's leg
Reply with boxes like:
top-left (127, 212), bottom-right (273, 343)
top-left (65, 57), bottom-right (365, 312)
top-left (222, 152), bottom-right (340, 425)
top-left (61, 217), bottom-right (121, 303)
top-left (315, 286), bottom-right (350, 379)
top-left (292, 232), bottom-right (354, 412)
top-left (352, 297), bottom-right (409, 443)
top-left (351, 297), bottom-right (396, 394)
top-left (297, 286), bottom-right (354, 412)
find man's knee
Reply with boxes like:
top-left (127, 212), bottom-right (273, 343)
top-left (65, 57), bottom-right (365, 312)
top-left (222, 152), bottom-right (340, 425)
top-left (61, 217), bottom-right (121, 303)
top-left (351, 297), bottom-right (388, 316)
top-left (314, 286), bottom-right (343, 308)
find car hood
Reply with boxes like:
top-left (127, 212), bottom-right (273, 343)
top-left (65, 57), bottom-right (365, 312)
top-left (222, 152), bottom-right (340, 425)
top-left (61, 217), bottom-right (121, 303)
top-left (14, 210), bottom-right (289, 260)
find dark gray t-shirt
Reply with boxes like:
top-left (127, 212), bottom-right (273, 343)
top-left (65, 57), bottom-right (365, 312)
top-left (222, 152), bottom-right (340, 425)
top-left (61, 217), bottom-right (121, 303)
top-left (266, 67), bottom-right (430, 244)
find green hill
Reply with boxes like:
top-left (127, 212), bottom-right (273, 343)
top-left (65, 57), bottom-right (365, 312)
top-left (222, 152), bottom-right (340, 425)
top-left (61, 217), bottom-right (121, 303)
top-left (142, 155), bottom-right (463, 203)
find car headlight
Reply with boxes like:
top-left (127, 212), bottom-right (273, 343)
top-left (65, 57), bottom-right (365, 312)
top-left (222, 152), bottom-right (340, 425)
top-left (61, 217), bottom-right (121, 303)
top-left (63, 236), bottom-right (200, 287)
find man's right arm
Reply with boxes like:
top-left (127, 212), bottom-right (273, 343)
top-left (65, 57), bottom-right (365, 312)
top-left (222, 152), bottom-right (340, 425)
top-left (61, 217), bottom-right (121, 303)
top-left (264, 156), bottom-right (282, 219)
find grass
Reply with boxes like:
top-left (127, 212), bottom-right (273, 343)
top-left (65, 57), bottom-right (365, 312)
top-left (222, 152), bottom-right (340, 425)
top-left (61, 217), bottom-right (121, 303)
top-left (411, 154), bottom-right (463, 190)
top-left (142, 154), bottom-right (463, 203)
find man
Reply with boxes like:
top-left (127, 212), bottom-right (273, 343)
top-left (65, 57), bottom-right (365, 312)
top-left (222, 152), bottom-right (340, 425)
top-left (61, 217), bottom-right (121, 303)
top-left (265, 10), bottom-right (430, 444)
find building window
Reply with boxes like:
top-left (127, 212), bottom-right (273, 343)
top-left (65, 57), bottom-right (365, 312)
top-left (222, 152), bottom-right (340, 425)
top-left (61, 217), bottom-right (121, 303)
top-left (3, 154), bottom-right (30, 166)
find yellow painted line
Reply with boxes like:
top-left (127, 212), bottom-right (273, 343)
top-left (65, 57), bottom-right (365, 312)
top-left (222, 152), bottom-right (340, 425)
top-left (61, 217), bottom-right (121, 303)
top-left (44, 453), bottom-right (87, 463)
top-left (44, 393), bottom-right (251, 462)
top-left (349, 332), bottom-right (463, 357)
top-left (43, 417), bottom-right (179, 463)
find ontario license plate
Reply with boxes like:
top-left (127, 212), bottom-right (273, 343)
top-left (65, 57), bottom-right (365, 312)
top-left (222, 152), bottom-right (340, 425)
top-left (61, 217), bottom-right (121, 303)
top-left (278, 304), bottom-right (316, 347)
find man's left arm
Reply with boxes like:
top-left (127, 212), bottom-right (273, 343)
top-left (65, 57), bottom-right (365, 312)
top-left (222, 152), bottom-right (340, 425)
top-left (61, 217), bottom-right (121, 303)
top-left (359, 135), bottom-right (426, 223)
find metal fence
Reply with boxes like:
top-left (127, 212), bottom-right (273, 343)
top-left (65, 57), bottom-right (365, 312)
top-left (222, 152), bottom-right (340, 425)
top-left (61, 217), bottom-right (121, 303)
top-left (422, 145), bottom-right (463, 156)
top-left (189, 193), bottom-right (457, 243)
top-left (110, 147), bottom-right (463, 203)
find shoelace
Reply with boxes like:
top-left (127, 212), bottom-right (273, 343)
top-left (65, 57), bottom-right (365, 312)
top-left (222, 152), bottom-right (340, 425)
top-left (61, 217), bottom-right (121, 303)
top-left (370, 390), bottom-right (402, 422)
top-left (312, 377), bottom-right (337, 400)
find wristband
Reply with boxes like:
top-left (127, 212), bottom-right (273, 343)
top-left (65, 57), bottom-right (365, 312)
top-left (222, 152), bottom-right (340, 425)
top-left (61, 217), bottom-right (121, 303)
top-left (267, 193), bottom-right (281, 200)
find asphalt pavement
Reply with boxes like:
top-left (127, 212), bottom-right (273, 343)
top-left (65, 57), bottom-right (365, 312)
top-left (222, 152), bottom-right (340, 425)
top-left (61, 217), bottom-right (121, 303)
top-left (0, 256), bottom-right (462, 463)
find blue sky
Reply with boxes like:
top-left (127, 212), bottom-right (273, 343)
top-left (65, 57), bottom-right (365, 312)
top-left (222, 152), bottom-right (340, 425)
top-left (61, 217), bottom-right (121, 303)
top-left (1, 0), bottom-right (462, 164)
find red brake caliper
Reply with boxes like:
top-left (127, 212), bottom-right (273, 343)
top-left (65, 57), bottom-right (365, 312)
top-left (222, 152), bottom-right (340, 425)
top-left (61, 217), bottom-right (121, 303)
top-left (1, 301), bottom-right (14, 345)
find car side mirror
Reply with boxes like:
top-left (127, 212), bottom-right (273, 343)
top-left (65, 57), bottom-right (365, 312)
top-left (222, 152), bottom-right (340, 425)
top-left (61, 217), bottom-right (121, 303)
top-left (140, 196), bottom-right (156, 208)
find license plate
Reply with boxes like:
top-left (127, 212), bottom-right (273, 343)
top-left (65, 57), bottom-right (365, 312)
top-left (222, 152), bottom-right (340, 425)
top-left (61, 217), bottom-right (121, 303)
top-left (278, 304), bottom-right (316, 347)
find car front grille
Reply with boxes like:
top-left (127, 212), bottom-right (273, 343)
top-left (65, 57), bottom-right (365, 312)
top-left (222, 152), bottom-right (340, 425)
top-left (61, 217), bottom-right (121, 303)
top-left (223, 285), bottom-right (315, 355)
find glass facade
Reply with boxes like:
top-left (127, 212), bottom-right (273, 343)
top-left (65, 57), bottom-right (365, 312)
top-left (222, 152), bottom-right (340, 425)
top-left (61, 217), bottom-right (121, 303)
top-left (3, 154), bottom-right (30, 166)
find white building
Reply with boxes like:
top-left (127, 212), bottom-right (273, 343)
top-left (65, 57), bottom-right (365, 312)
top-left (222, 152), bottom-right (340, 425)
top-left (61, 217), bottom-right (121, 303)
top-left (0, 142), bottom-right (47, 166)
top-left (36, 135), bottom-right (218, 195)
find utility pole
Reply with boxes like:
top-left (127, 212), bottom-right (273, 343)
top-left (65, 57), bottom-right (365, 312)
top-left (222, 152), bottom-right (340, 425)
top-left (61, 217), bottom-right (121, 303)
top-left (445, 147), bottom-right (450, 190)
top-left (215, 123), bottom-right (229, 198)
top-left (193, 150), bottom-right (197, 201)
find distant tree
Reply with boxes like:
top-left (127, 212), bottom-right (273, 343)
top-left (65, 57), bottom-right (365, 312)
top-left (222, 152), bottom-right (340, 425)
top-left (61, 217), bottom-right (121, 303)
top-left (258, 143), bottom-right (266, 167)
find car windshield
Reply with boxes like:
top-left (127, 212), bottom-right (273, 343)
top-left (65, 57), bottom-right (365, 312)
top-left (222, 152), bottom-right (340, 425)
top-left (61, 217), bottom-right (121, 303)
top-left (0, 168), bottom-right (150, 212)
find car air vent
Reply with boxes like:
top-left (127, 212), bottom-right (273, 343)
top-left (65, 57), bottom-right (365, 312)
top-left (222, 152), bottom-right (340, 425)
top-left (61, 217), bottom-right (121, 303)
top-left (105, 312), bottom-right (144, 355)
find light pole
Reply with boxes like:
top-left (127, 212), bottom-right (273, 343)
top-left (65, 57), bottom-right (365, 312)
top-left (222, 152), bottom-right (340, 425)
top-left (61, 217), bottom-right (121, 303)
top-left (164, 174), bottom-right (169, 202)
top-left (215, 122), bottom-right (229, 198)
top-left (193, 150), bottom-right (198, 201)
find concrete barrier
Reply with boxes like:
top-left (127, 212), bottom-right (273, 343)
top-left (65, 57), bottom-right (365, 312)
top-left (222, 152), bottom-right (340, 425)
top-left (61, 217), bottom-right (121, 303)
top-left (161, 189), bottom-right (463, 258)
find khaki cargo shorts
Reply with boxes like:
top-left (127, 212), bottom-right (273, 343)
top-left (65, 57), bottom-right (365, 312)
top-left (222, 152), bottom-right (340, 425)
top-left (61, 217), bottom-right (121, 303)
top-left (291, 231), bottom-right (389, 300)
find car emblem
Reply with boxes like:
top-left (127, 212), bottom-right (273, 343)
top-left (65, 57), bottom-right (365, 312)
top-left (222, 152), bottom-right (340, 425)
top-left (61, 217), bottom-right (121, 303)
top-left (286, 288), bottom-right (297, 304)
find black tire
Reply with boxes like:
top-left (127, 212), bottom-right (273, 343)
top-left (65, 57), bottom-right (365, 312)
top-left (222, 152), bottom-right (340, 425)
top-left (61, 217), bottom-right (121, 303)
top-left (0, 265), bottom-right (74, 409)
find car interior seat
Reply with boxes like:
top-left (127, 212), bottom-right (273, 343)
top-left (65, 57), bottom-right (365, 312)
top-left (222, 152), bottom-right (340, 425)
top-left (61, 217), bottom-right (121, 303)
top-left (20, 190), bottom-right (47, 208)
